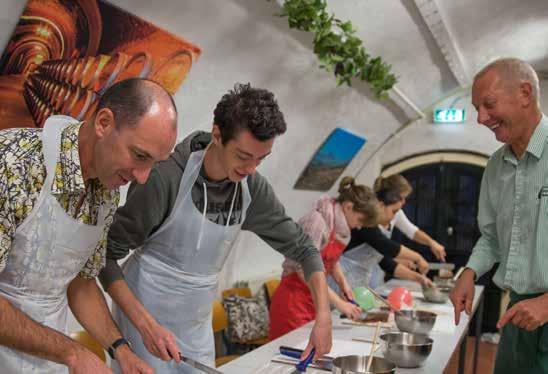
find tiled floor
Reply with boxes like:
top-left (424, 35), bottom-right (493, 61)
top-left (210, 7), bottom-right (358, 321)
top-left (444, 337), bottom-right (498, 374)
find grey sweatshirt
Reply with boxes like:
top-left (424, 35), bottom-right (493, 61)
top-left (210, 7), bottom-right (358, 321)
top-left (98, 131), bottom-right (324, 289)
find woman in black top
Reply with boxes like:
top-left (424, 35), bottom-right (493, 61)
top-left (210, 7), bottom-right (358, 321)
top-left (346, 225), bottom-right (432, 287)
top-left (333, 183), bottom-right (433, 290)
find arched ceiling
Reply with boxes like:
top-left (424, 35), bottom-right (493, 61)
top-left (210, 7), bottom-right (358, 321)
top-left (327, 0), bottom-right (548, 110)
top-left (1, 0), bottom-right (546, 103)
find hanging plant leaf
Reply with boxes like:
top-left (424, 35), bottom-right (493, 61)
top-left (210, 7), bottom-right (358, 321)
top-left (273, 0), bottom-right (397, 98)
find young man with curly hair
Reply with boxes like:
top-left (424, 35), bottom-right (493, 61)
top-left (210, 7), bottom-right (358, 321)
top-left (99, 83), bottom-right (332, 373)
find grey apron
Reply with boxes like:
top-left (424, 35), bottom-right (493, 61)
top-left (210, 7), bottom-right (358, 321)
top-left (113, 147), bottom-right (251, 373)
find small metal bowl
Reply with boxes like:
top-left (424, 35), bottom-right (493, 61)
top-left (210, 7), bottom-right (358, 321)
top-left (395, 310), bottom-right (437, 334)
top-left (380, 332), bottom-right (433, 368)
top-left (422, 284), bottom-right (452, 303)
top-left (331, 355), bottom-right (396, 374)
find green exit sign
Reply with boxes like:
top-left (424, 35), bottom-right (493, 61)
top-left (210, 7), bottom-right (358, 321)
top-left (433, 108), bottom-right (466, 123)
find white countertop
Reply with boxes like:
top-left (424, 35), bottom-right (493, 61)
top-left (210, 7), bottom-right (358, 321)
top-left (220, 280), bottom-right (485, 373)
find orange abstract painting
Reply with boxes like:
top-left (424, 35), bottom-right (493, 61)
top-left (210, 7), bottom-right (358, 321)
top-left (0, 0), bottom-right (201, 129)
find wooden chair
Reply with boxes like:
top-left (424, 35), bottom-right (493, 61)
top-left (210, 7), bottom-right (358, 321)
top-left (263, 278), bottom-right (281, 306)
top-left (69, 331), bottom-right (106, 362)
top-left (221, 287), bottom-right (269, 347)
top-left (221, 287), bottom-right (252, 299)
top-left (212, 300), bottom-right (240, 367)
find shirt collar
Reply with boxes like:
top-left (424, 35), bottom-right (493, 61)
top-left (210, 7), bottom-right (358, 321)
top-left (503, 115), bottom-right (548, 164)
top-left (525, 115), bottom-right (548, 160)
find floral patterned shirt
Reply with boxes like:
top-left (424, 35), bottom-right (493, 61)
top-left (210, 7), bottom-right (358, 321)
top-left (0, 122), bottom-right (119, 279)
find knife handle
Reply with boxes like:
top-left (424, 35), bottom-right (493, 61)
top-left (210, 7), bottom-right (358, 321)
top-left (296, 348), bottom-right (315, 372)
top-left (279, 346), bottom-right (303, 359)
top-left (349, 299), bottom-right (359, 306)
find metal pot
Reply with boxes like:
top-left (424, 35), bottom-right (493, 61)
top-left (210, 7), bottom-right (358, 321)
top-left (279, 347), bottom-right (396, 373)
top-left (331, 355), bottom-right (396, 374)
top-left (380, 332), bottom-right (433, 368)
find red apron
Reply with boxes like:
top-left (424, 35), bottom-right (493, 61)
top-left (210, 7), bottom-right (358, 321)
top-left (269, 229), bottom-right (346, 340)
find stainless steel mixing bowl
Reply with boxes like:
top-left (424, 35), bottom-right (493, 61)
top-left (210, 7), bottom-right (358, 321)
top-left (331, 355), bottom-right (396, 374)
top-left (395, 309), bottom-right (437, 334)
top-left (380, 332), bottom-right (433, 368)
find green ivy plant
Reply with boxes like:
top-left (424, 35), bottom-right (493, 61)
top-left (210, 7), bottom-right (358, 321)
top-left (276, 0), bottom-right (397, 99)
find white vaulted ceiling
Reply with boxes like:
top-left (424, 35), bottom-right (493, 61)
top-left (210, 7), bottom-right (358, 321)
top-left (0, 0), bottom-right (547, 286)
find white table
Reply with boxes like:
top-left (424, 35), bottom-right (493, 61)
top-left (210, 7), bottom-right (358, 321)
top-left (220, 280), bottom-right (485, 374)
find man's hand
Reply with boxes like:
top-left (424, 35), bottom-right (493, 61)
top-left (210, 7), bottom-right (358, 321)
top-left (140, 319), bottom-right (180, 362)
top-left (65, 346), bottom-right (113, 374)
top-left (449, 268), bottom-right (476, 325)
top-left (301, 312), bottom-right (332, 361)
top-left (430, 241), bottom-right (446, 262)
top-left (114, 345), bottom-right (154, 374)
top-left (497, 294), bottom-right (548, 331)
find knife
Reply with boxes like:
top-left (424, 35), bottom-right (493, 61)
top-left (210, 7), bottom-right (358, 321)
top-left (428, 262), bottom-right (455, 271)
top-left (179, 354), bottom-right (224, 374)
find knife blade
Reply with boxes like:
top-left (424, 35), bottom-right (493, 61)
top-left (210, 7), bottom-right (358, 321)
top-left (427, 262), bottom-right (455, 271)
top-left (271, 358), bottom-right (333, 372)
top-left (180, 355), bottom-right (224, 374)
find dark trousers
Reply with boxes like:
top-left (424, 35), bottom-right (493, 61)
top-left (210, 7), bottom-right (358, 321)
top-left (494, 292), bottom-right (548, 374)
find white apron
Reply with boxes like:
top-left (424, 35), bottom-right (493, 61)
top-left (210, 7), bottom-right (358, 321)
top-left (328, 243), bottom-right (384, 292)
top-left (113, 148), bottom-right (251, 373)
top-left (0, 115), bottom-right (109, 373)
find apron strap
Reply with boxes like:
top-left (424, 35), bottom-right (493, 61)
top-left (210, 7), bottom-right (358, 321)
top-left (41, 116), bottom-right (75, 189)
top-left (196, 182), bottom-right (207, 251)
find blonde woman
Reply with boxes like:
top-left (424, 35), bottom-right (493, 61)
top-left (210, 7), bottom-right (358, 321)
top-left (269, 177), bottom-right (379, 339)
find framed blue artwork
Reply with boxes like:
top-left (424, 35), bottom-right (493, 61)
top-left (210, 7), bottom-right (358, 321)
top-left (294, 128), bottom-right (367, 191)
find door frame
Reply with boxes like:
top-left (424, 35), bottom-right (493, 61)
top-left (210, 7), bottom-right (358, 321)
top-left (381, 150), bottom-right (505, 333)
top-left (381, 151), bottom-right (488, 176)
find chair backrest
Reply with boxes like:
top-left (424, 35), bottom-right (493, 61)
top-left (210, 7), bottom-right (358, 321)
top-left (264, 278), bottom-right (281, 304)
top-left (212, 300), bottom-right (241, 365)
top-left (221, 287), bottom-right (252, 299)
top-left (69, 331), bottom-right (106, 362)
top-left (212, 300), bottom-right (229, 333)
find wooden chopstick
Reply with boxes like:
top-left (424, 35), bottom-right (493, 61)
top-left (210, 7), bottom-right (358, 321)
top-left (341, 321), bottom-right (392, 328)
top-left (366, 322), bottom-right (382, 371)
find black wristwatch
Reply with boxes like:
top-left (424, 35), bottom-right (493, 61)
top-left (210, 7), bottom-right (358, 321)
top-left (107, 337), bottom-right (132, 360)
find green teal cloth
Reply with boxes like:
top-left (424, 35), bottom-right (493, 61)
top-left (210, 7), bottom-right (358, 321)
top-left (467, 116), bottom-right (548, 294)
top-left (494, 292), bottom-right (548, 374)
